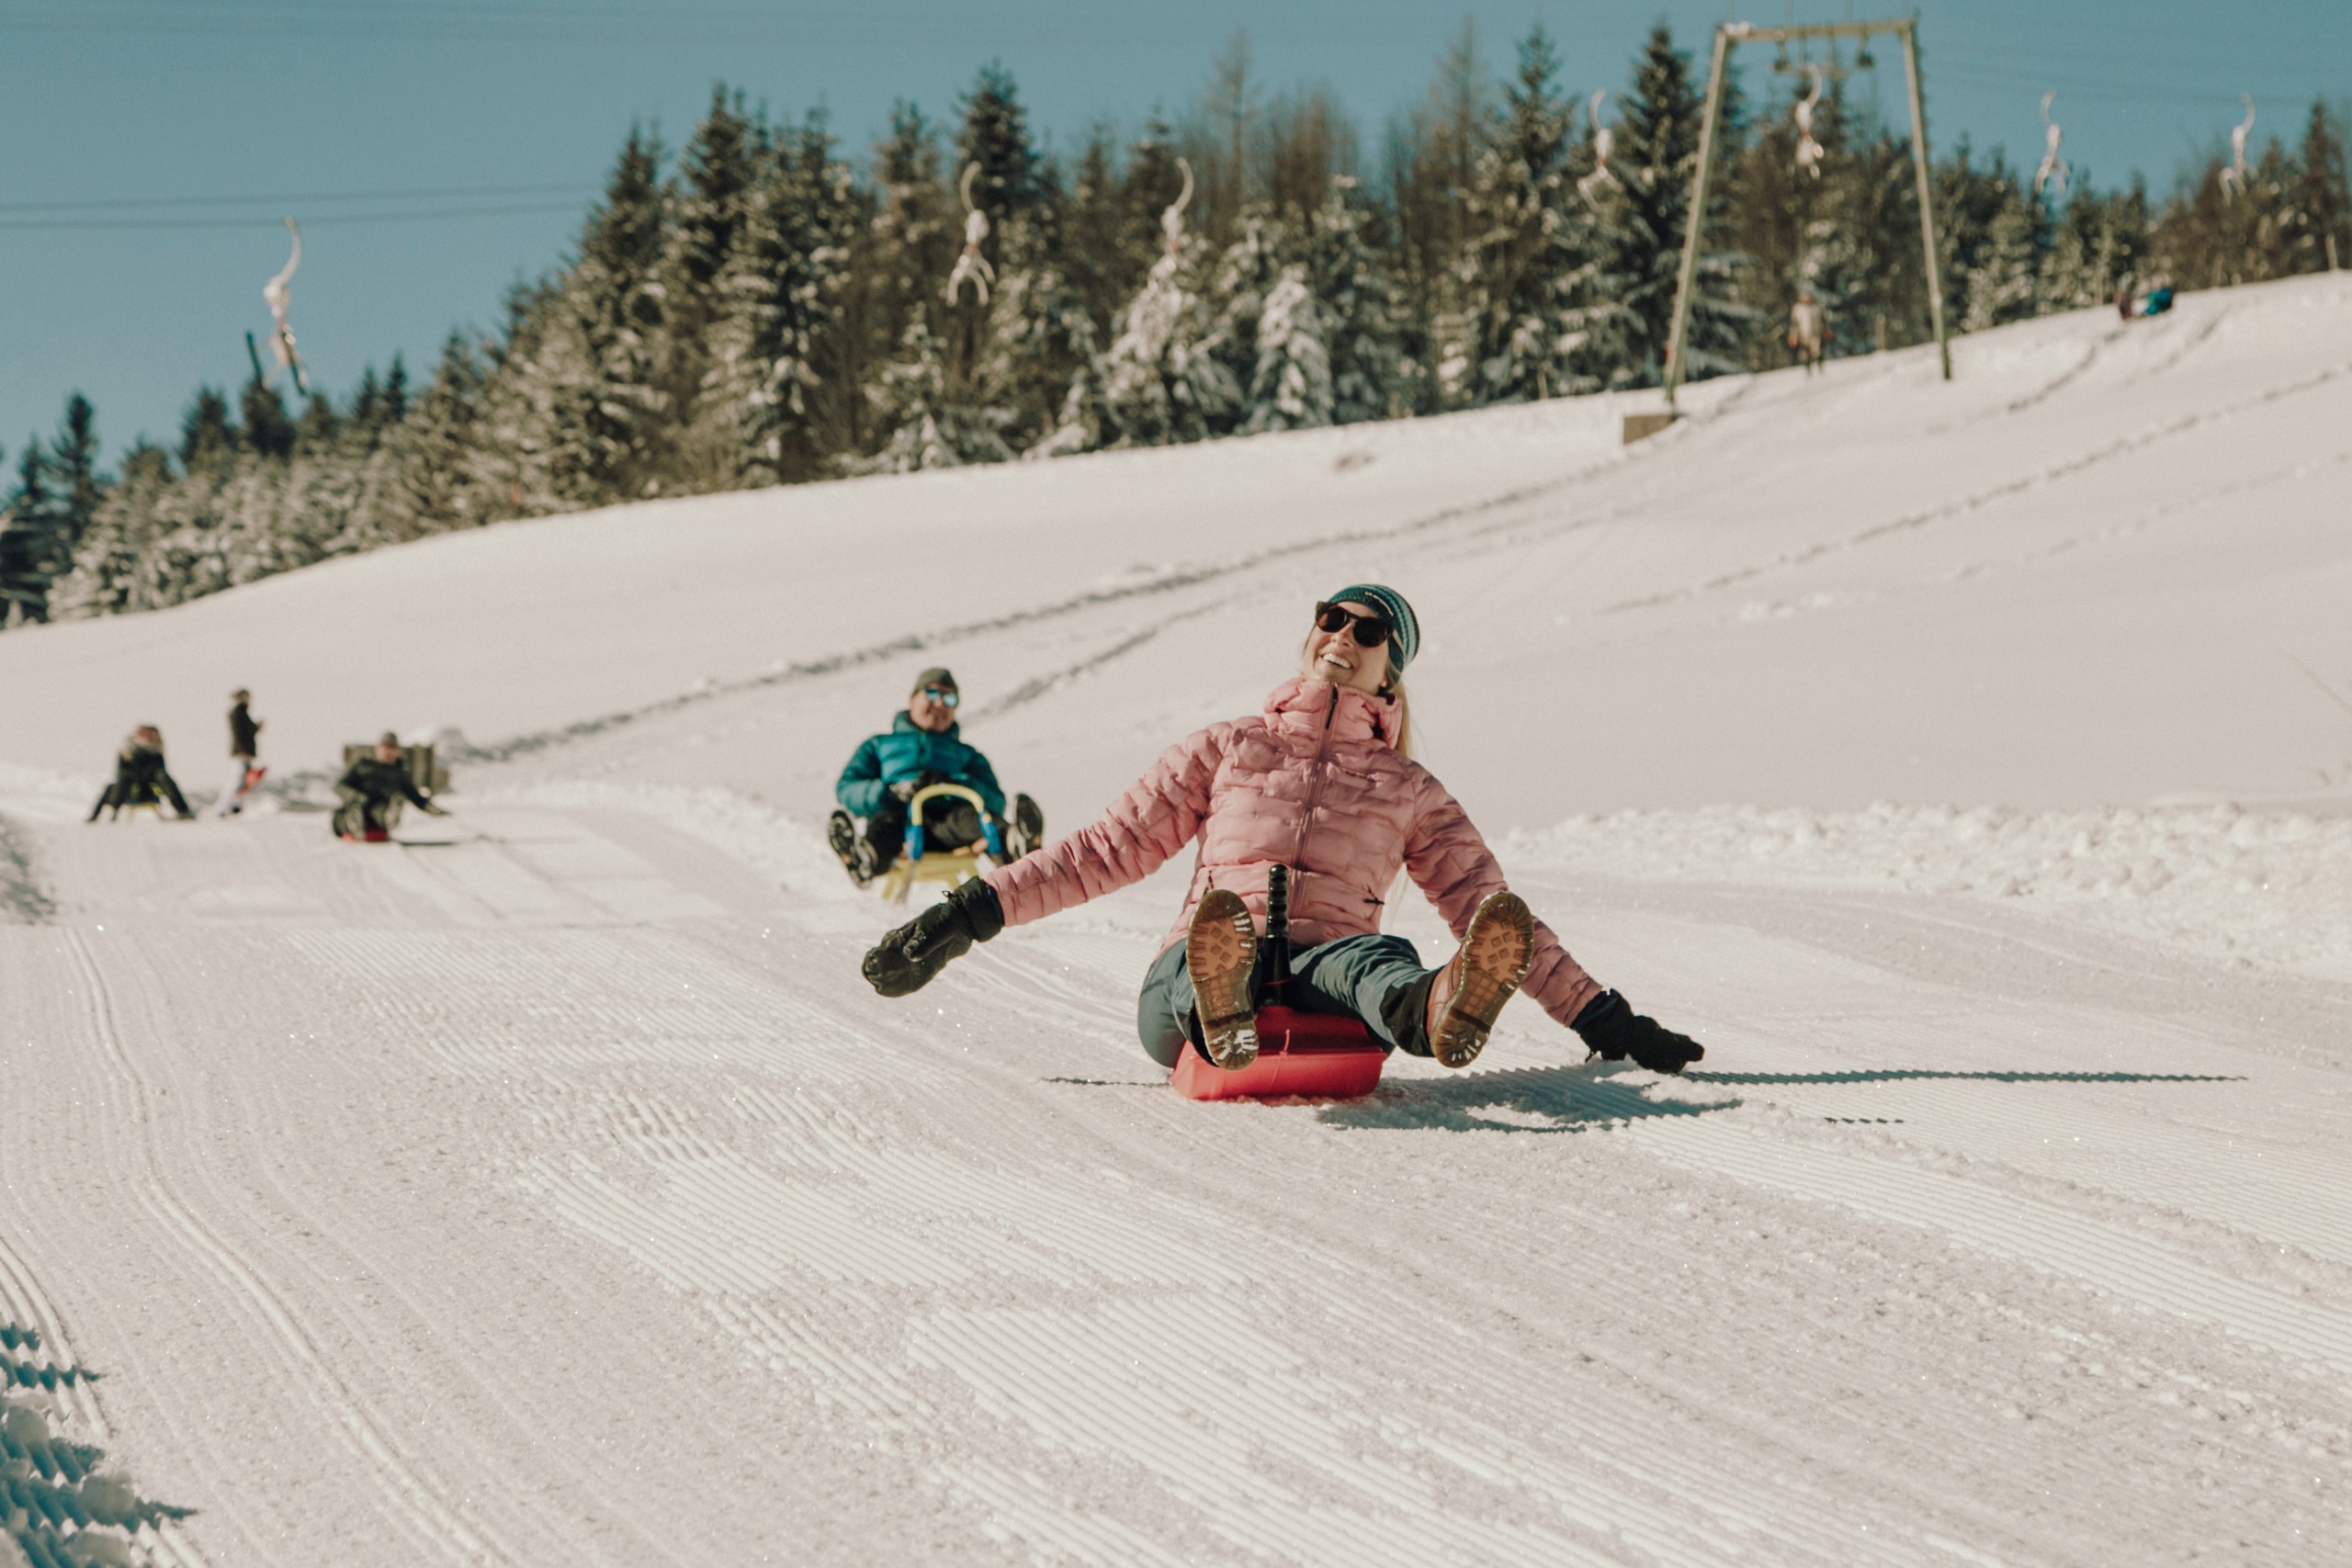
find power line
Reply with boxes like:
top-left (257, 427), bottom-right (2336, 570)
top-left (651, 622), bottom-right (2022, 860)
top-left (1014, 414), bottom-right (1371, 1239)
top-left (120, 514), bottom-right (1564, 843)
top-left (0, 182), bottom-right (593, 215)
top-left (0, 200), bottom-right (586, 233)
top-left (0, 0), bottom-right (853, 44)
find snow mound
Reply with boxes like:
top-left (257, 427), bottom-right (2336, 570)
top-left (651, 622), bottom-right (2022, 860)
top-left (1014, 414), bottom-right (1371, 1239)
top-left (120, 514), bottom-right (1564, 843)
top-left (1511, 803), bottom-right (2352, 980)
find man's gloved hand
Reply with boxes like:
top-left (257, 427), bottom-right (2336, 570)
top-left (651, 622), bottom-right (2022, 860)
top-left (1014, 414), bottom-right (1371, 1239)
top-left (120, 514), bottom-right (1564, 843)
top-left (887, 770), bottom-right (953, 806)
top-left (862, 877), bottom-right (1005, 998)
top-left (1572, 991), bottom-right (1705, 1074)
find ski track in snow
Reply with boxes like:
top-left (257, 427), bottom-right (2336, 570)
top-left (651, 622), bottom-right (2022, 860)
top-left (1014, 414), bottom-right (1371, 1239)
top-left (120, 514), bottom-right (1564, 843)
top-left (4, 278), bottom-right (2351, 1564)
top-left (1604, 350), bottom-right (2352, 615)
top-left (59, 929), bottom-right (506, 1566)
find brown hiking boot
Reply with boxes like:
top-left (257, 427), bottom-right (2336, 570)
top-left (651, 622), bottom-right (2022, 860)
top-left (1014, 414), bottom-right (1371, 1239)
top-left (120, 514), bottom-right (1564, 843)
top-left (1187, 888), bottom-right (1261, 1069)
top-left (1427, 891), bottom-right (1535, 1069)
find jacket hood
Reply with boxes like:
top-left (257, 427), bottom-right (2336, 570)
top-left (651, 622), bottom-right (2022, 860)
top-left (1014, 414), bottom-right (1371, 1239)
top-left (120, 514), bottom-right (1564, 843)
top-left (1262, 677), bottom-right (1400, 750)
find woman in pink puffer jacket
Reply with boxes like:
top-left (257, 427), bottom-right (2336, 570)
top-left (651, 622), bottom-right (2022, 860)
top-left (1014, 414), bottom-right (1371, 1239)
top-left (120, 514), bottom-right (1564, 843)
top-left (863, 585), bottom-right (1705, 1076)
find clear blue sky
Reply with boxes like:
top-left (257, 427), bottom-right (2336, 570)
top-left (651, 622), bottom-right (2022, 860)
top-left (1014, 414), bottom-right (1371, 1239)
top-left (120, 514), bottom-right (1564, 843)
top-left (3, 1), bottom-right (2344, 461)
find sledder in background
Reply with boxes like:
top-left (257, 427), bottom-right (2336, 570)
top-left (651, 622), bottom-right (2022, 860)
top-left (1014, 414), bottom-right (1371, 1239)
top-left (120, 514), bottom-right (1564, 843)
top-left (334, 731), bottom-right (447, 841)
top-left (829, 667), bottom-right (1043, 894)
top-left (860, 584), bottom-right (1706, 1087)
top-left (211, 687), bottom-right (266, 818)
top-left (87, 725), bottom-right (193, 821)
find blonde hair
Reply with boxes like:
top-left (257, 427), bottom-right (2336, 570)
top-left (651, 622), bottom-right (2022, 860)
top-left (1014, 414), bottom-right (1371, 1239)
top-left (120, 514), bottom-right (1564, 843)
top-left (1297, 634), bottom-right (1412, 760)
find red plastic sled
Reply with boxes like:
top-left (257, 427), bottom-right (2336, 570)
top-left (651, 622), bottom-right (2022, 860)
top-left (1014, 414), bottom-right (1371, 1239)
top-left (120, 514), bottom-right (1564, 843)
top-left (1168, 864), bottom-right (1389, 1102)
top-left (339, 827), bottom-right (391, 843)
top-left (1170, 1006), bottom-right (1386, 1100)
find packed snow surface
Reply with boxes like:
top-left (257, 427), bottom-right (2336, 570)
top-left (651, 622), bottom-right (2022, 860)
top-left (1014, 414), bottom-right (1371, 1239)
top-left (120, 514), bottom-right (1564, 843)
top-left (3, 274), bottom-right (2350, 1565)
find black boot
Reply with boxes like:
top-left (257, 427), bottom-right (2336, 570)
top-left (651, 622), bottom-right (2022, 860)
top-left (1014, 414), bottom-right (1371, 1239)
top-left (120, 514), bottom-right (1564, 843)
top-left (828, 809), bottom-right (878, 886)
top-left (1004, 793), bottom-right (1045, 860)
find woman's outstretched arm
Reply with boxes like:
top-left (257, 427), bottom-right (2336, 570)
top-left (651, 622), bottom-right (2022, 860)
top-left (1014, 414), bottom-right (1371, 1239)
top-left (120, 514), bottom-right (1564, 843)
top-left (983, 723), bottom-right (1227, 927)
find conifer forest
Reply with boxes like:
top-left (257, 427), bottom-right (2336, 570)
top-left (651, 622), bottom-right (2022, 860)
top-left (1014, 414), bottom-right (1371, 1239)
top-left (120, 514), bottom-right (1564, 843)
top-left (5, 23), bottom-right (2347, 627)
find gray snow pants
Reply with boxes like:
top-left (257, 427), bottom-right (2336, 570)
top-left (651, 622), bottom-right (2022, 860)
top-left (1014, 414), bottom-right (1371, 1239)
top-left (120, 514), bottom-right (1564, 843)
top-left (1135, 931), bottom-right (1435, 1069)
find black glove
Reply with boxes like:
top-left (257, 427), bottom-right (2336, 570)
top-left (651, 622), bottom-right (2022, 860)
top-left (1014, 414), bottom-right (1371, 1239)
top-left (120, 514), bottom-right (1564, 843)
top-left (1572, 991), bottom-right (1705, 1074)
top-left (862, 877), bottom-right (1005, 998)
top-left (887, 778), bottom-right (919, 804)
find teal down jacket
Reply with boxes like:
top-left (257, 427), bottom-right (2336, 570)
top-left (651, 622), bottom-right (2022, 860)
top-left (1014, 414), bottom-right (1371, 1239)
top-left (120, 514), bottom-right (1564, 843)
top-left (835, 713), bottom-right (1007, 819)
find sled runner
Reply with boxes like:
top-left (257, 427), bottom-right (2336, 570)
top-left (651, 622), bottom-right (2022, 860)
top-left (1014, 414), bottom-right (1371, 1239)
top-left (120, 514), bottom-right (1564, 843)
top-left (875, 783), bottom-right (1007, 904)
top-left (1170, 865), bottom-right (1387, 1102)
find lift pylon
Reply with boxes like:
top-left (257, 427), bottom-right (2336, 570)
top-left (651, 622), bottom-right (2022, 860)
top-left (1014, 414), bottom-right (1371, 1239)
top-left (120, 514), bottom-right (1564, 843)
top-left (1662, 16), bottom-right (1951, 410)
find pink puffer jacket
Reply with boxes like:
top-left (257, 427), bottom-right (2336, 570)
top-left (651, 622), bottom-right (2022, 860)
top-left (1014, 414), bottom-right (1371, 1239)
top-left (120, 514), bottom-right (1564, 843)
top-left (983, 678), bottom-right (1604, 1029)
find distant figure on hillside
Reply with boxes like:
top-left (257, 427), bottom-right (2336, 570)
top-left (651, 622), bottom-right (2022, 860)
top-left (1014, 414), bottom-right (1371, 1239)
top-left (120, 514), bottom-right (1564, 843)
top-left (1788, 291), bottom-right (1826, 374)
top-left (829, 668), bottom-right (1043, 887)
top-left (212, 687), bottom-right (265, 818)
top-left (2116, 276), bottom-right (2177, 321)
top-left (334, 731), bottom-right (445, 841)
top-left (88, 725), bottom-right (193, 821)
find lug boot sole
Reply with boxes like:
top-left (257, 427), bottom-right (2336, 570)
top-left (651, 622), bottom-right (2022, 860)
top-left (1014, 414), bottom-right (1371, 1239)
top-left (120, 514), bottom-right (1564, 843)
top-left (1430, 892), bottom-right (1535, 1070)
top-left (1187, 889), bottom-right (1260, 1070)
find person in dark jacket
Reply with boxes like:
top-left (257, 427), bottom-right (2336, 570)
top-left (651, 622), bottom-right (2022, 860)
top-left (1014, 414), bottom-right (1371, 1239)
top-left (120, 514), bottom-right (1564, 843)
top-left (334, 731), bottom-right (445, 840)
top-left (828, 668), bottom-right (1042, 886)
top-left (88, 726), bottom-right (193, 820)
top-left (212, 687), bottom-right (264, 818)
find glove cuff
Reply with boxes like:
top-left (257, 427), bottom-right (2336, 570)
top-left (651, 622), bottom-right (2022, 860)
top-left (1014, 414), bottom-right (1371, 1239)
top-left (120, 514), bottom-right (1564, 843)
top-left (947, 875), bottom-right (1005, 942)
top-left (1570, 988), bottom-right (1624, 1042)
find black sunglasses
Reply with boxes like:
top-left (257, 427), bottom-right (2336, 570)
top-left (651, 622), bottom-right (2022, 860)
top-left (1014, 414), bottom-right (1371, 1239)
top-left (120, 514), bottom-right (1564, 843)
top-left (1313, 602), bottom-right (1392, 648)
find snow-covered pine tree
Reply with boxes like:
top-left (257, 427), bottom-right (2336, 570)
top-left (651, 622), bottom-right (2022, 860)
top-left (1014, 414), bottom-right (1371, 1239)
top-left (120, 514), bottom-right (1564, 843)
top-left (1026, 121), bottom-right (1190, 457)
top-left (954, 65), bottom-right (1091, 457)
top-left (239, 375), bottom-right (297, 461)
top-left (1244, 268), bottom-right (1333, 432)
top-left (944, 62), bottom-right (1036, 386)
top-left (1096, 237), bottom-right (1236, 446)
top-left (1384, 19), bottom-right (1490, 413)
top-left (661, 90), bottom-right (757, 428)
top-left (483, 130), bottom-right (672, 510)
top-left (1962, 168), bottom-right (2045, 332)
top-left (1059, 123), bottom-right (1153, 342)
top-left (0, 442), bottom-right (51, 626)
top-left (1580, 24), bottom-right (1749, 388)
top-left (686, 116), bottom-right (858, 488)
top-left (0, 394), bottom-right (107, 624)
top-left (2041, 180), bottom-right (2151, 311)
top-left (2285, 100), bottom-right (2351, 274)
top-left (847, 68), bottom-right (1061, 467)
top-left (53, 443), bottom-right (169, 619)
top-left (853, 307), bottom-right (1011, 471)
top-left (849, 103), bottom-right (957, 453)
top-left (1203, 209), bottom-right (1290, 413)
top-left (1462, 25), bottom-right (1583, 402)
top-left (1306, 175), bottom-right (1408, 423)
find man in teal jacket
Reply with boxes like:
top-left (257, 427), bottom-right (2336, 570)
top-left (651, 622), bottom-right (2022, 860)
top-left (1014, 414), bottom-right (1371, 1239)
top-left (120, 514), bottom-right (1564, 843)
top-left (829, 668), bottom-right (1043, 886)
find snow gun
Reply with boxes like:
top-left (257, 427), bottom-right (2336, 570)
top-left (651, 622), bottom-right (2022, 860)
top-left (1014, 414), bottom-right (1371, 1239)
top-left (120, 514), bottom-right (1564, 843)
top-left (1170, 864), bottom-right (1389, 1101)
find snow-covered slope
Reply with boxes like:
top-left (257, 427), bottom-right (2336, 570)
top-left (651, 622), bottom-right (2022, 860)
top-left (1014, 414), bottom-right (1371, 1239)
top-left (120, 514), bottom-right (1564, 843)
top-left (6, 272), bottom-right (2348, 816)
top-left (4, 275), bottom-right (2350, 1567)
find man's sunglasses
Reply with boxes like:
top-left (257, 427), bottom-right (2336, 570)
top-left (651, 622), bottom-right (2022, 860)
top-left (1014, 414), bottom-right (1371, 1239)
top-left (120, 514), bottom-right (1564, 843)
top-left (921, 686), bottom-right (960, 707)
top-left (1313, 602), bottom-right (1393, 648)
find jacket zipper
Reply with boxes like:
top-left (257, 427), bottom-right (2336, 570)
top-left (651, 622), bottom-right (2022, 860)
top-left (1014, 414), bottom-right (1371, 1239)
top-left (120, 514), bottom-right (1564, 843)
top-left (1282, 685), bottom-right (1341, 901)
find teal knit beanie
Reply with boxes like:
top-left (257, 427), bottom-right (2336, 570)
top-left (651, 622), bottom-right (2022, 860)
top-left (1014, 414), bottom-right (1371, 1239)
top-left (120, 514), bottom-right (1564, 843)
top-left (1321, 583), bottom-right (1420, 672)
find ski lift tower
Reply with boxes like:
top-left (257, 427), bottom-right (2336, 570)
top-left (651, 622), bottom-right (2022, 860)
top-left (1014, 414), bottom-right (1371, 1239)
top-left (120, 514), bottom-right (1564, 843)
top-left (1661, 15), bottom-right (1952, 413)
